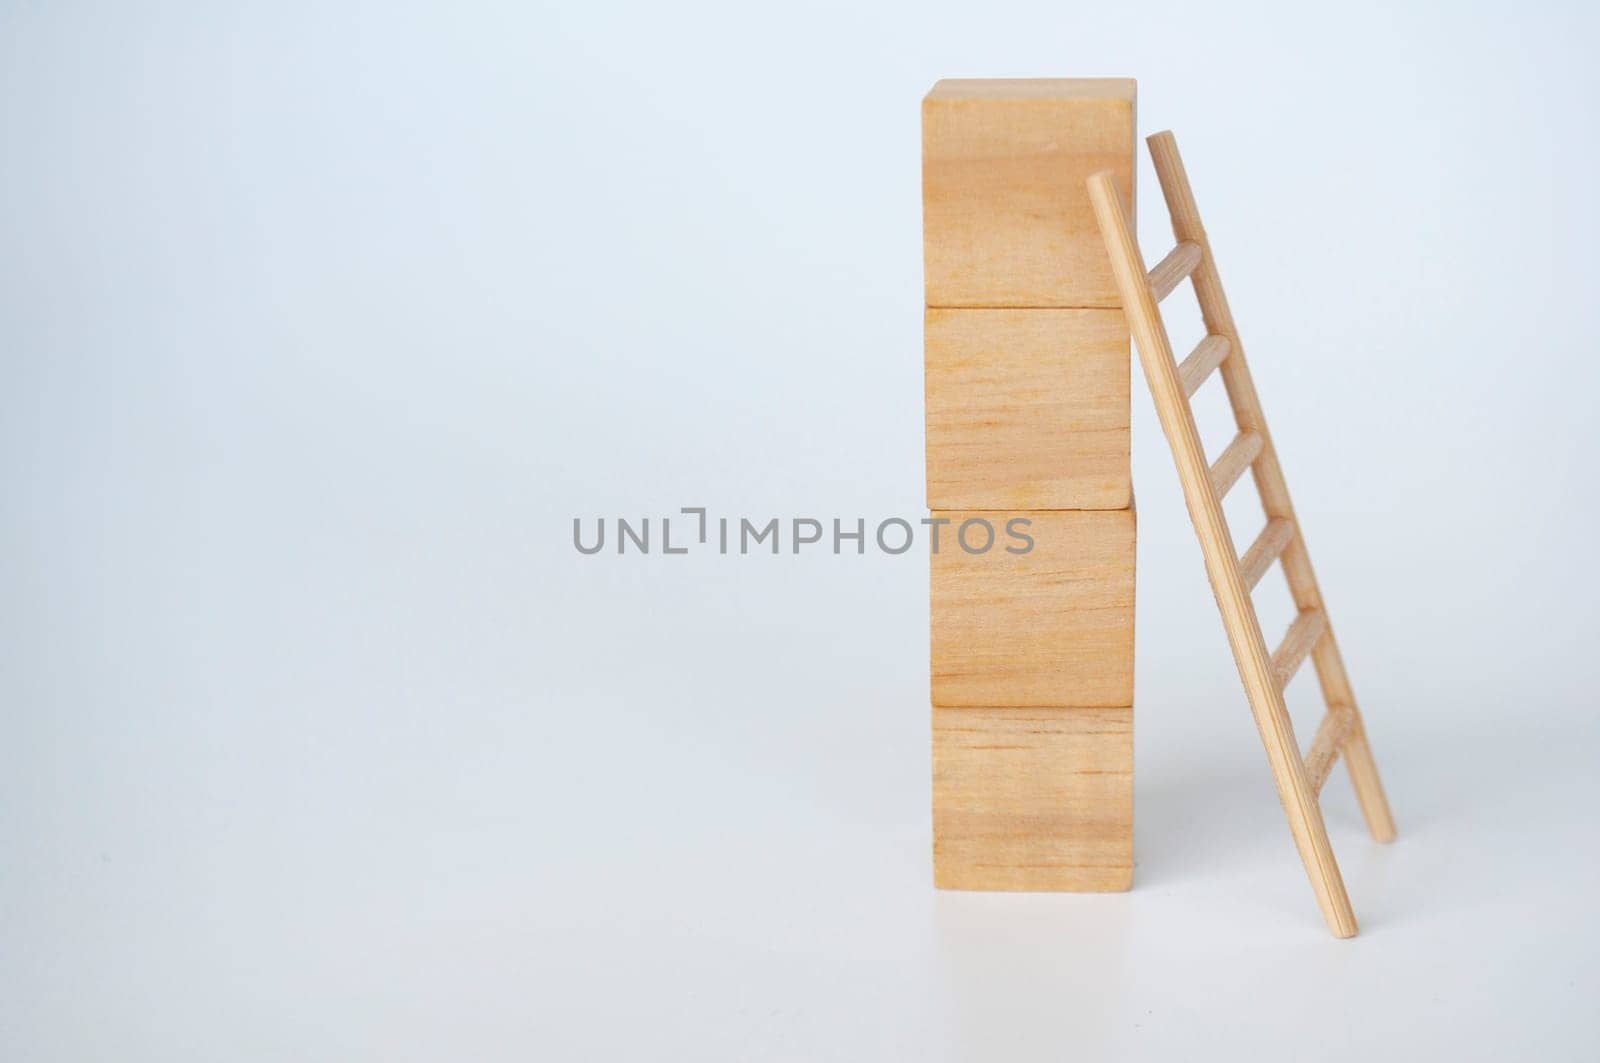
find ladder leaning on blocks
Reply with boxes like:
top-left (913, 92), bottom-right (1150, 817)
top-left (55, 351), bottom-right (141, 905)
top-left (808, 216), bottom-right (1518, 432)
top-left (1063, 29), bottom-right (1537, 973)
top-left (1087, 131), bottom-right (1397, 939)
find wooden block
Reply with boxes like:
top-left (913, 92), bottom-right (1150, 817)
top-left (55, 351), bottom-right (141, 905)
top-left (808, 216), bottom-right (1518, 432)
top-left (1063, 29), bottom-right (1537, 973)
top-left (925, 308), bottom-right (1129, 510)
top-left (923, 78), bottom-right (1135, 309)
top-left (930, 507), bottom-right (1133, 707)
top-left (933, 705), bottom-right (1132, 891)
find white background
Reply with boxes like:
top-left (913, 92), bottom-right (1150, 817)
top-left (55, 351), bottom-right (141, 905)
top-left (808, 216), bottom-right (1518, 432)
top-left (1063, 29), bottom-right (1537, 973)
top-left (4, 1), bottom-right (1599, 1059)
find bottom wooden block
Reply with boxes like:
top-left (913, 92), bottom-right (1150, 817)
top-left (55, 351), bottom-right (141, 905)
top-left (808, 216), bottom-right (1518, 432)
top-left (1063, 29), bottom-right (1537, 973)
top-left (933, 705), bottom-right (1132, 891)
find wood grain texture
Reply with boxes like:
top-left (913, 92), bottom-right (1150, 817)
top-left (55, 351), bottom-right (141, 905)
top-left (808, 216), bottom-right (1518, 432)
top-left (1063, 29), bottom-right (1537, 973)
top-left (930, 507), bottom-right (1134, 707)
top-left (924, 308), bottom-right (1129, 510)
top-left (923, 78), bottom-right (1134, 308)
top-left (933, 705), bottom-right (1132, 891)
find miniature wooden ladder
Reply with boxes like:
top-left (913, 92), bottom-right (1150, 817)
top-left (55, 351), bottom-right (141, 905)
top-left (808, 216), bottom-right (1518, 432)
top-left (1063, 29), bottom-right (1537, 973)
top-left (1087, 131), bottom-right (1396, 938)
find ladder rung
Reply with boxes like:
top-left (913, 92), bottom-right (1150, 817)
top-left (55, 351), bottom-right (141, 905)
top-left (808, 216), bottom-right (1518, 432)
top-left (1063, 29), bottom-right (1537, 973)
top-left (1147, 241), bottom-right (1203, 302)
top-left (1237, 517), bottom-right (1295, 591)
top-left (1303, 707), bottom-right (1355, 793)
top-left (1271, 608), bottom-right (1327, 689)
top-left (1178, 335), bottom-right (1230, 397)
top-left (1208, 430), bottom-right (1263, 498)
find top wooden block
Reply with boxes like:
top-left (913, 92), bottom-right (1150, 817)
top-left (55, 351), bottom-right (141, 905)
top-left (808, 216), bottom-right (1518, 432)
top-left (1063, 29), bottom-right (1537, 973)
top-left (923, 79), bottom-right (1135, 308)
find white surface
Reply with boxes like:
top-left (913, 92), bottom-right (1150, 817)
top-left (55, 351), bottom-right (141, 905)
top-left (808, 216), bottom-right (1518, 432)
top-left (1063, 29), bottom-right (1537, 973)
top-left (4, 1), bottom-right (1599, 1059)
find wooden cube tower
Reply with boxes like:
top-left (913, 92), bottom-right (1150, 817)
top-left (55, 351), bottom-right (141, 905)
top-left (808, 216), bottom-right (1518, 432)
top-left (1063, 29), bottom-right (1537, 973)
top-left (924, 78), bottom-right (1136, 890)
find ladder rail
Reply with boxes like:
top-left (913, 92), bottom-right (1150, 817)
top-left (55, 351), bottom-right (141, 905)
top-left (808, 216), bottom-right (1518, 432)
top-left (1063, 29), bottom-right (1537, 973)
top-left (1086, 171), bottom-right (1359, 940)
top-left (1145, 132), bottom-right (1396, 845)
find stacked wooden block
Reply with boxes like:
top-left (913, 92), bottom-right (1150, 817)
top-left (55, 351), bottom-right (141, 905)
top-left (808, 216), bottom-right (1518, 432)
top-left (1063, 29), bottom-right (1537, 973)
top-left (923, 79), bottom-right (1137, 891)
